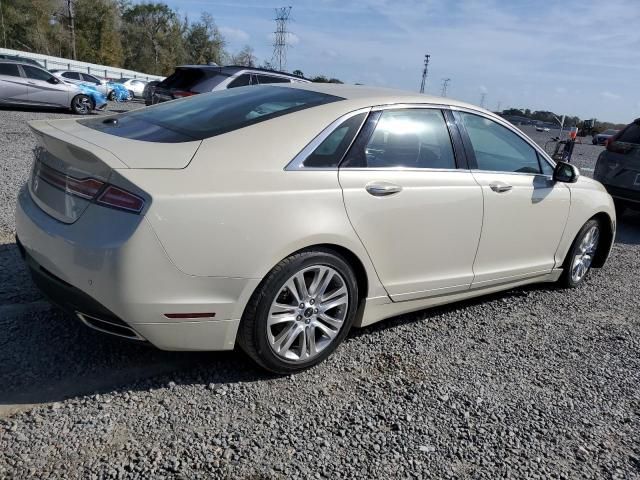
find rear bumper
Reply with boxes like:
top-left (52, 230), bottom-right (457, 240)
top-left (15, 186), bottom-right (260, 351)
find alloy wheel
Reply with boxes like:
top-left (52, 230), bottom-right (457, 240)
top-left (571, 225), bottom-right (599, 283)
top-left (73, 96), bottom-right (90, 114)
top-left (267, 265), bottom-right (349, 362)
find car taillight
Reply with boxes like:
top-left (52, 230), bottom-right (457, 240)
top-left (35, 162), bottom-right (145, 213)
top-left (173, 90), bottom-right (195, 98)
top-left (96, 185), bottom-right (145, 213)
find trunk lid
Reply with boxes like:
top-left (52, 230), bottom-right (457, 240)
top-left (27, 119), bottom-right (201, 223)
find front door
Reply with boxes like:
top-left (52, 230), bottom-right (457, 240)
top-left (22, 65), bottom-right (70, 107)
top-left (339, 108), bottom-right (484, 301)
top-left (455, 111), bottom-right (570, 287)
top-left (0, 63), bottom-right (29, 104)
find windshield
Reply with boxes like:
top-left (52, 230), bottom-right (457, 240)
top-left (603, 130), bottom-right (618, 135)
top-left (80, 85), bottom-right (344, 143)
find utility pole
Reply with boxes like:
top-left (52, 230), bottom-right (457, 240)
top-left (419, 54), bottom-right (430, 94)
top-left (479, 92), bottom-right (487, 108)
top-left (272, 6), bottom-right (292, 71)
top-left (67, 0), bottom-right (77, 60)
top-left (0, 0), bottom-right (6, 49)
top-left (440, 78), bottom-right (450, 97)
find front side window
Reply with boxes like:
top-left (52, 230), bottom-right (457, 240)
top-left (617, 123), bottom-right (640, 144)
top-left (302, 113), bottom-right (366, 168)
top-left (342, 109), bottom-right (456, 169)
top-left (0, 63), bottom-right (20, 77)
top-left (80, 85), bottom-right (344, 143)
top-left (459, 112), bottom-right (541, 174)
top-left (82, 74), bottom-right (100, 83)
top-left (22, 65), bottom-right (53, 81)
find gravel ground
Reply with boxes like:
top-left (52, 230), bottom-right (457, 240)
top-left (1, 112), bottom-right (639, 479)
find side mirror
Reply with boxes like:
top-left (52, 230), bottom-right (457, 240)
top-left (553, 161), bottom-right (579, 183)
top-left (47, 76), bottom-right (60, 84)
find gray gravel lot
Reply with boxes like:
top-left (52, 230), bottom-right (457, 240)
top-left (0, 111), bottom-right (639, 479)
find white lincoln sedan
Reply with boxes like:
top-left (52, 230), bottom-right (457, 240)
top-left (16, 84), bottom-right (615, 373)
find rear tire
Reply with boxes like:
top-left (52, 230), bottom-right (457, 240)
top-left (238, 249), bottom-right (359, 374)
top-left (107, 91), bottom-right (115, 101)
top-left (70, 94), bottom-right (91, 115)
top-left (559, 218), bottom-right (601, 288)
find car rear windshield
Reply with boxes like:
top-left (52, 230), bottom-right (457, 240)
top-left (617, 123), bottom-right (640, 144)
top-left (80, 85), bottom-right (344, 143)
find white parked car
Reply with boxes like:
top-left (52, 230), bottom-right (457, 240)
top-left (15, 84), bottom-right (616, 373)
top-left (111, 78), bottom-right (148, 99)
top-left (50, 70), bottom-right (111, 97)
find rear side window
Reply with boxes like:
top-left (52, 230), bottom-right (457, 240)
top-left (22, 65), bottom-right (52, 81)
top-left (159, 68), bottom-right (204, 89)
top-left (256, 75), bottom-right (290, 84)
top-left (0, 63), bottom-right (20, 77)
top-left (617, 123), bottom-right (640, 144)
top-left (342, 109), bottom-right (456, 169)
top-left (228, 74), bottom-right (252, 89)
top-left (80, 85), bottom-right (344, 143)
top-left (63, 71), bottom-right (81, 80)
top-left (303, 113), bottom-right (367, 168)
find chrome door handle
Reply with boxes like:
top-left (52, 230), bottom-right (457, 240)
top-left (489, 182), bottom-right (513, 193)
top-left (365, 182), bottom-right (402, 197)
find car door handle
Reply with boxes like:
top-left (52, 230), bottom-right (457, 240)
top-left (365, 182), bottom-right (402, 197)
top-left (489, 182), bottom-right (513, 193)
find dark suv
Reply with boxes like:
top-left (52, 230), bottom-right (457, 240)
top-left (593, 118), bottom-right (640, 216)
top-left (152, 65), bottom-right (309, 104)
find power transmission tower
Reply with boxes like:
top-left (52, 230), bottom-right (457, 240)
top-left (495, 101), bottom-right (502, 112)
top-left (419, 54), bottom-right (430, 94)
top-left (480, 92), bottom-right (487, 108)
top-left (440, 78), bottom-right (451, 97)
top-left (272, 6), bottom-right (292, 71)
top-left (67, 0), bottom-right (77, 60)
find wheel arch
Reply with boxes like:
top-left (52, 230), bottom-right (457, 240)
top-left (591, 211), bottom-right (615, 268)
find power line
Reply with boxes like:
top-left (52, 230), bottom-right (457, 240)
top-left (480, 92), bottom-right (487, 108)
top-left (272, 6), bottom-right (292, 71)
top-left (419, 54), bottom-right (430, 94)
top-left (440, 78), bottom-right (451, 97)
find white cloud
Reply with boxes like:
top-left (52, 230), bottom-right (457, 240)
top-left (601, 91), bottom-right (621, 100)
top-left (219, 26), bottom-right (250, 43)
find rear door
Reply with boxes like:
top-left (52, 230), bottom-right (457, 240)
top-left (0, 63), bottom-right (29, 104)
top-left (454, 110), bottom-right (570, 286)
top-left (339, 107), bottom-right (483, 301)
top-left (23, 65), bottom-right (70, 107)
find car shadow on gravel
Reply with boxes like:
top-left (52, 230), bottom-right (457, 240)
top-left (616, 211), bottom-right (640, 245)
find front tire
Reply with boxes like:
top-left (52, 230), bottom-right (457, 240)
top-left (559, 219), bottom-right (601, 288)
top-left (238, 249), bottom-right (359, 374)
top-left (70, 94), bottom-right (91, 115)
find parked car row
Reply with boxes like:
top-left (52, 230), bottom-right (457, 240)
top-left (0, 59), bottom-right (157, 114)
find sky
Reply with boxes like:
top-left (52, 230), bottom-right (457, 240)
top-left (163, 0), bottom-right (640, 124)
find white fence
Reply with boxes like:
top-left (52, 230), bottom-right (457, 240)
top-left (0, 48), bottom-right (164, 81)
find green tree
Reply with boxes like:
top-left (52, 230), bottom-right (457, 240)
top-left (74, 0), bottom-right (123, 66)
top-left (185, 12), bottom-right (224, 65)
top-left (121, 2), bottom-right (185, 75)
top-left (292, 69), bottom-right (304, 77)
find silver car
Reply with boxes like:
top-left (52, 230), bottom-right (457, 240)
top-left (51, 70), bottom-right (111, 97)
top-left (0, 61), bottom-right (93, 114)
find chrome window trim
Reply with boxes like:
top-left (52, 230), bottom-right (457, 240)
top-left (371, 103), bottom-right (452, 111)
top-left (285, 107), bottom-right (372, 171)
top-left (450, 105), bottom-right (557, 173)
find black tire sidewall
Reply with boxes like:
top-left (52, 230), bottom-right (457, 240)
top-left (562, 218), bottom-right (601, 288)
top-left (246, 250), bottom-right (359, 374)
top-left (71, 95), bottom-right (90, 115)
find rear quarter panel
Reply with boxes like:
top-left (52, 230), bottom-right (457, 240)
top-left (119, 105), bottom-right (388, 299)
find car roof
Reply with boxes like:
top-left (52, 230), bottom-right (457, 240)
top-left (175, 64), bottom-right (307, 79)
top-left (0, 59), bottom-right (43, 67)
top-left (273, 82), bottom-right (491, 114)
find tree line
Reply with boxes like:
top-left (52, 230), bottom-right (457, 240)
top-left (0, 0), bottom-right (342, 82)
top-left (499, 108), bottom-right (626, 133)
